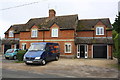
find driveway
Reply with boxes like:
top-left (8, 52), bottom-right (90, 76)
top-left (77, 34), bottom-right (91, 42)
top-left (2, 55), bottom-right (119, 78)
top-left (2, 68), bottom-right (63, 78)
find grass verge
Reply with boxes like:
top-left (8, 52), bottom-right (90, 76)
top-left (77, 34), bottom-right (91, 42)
top-left (14, 61), bottom-right (24, 63)
top-left (110, 64), bottom-right (120, 70)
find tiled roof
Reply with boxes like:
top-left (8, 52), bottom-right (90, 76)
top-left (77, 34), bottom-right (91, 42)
top-left (26, 14), bottom-right (78, 29)
top-left (2, 39), bottom-right (19, 45)
top-left (5, 14), bottom-right (78, 33)
top-left (77, 18), bottom-right (112, 30)
top-left (75, 37), bottom-right (113, 44)
top-left (5, 16), bottom-right (112, 34)
top-left (5, 24), bottom-right (26, 34)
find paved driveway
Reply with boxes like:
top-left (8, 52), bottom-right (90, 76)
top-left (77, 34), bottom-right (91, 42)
top-left (2, 55), bottom-right (119, 78)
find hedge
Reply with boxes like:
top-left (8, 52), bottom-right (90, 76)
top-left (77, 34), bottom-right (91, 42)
top-left (17, 50), bottom-right (27, 61)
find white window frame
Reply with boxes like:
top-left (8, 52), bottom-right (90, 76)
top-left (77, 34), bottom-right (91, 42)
top-left (96, 27), bottom-right (104, 35)
top-left (51, 28), bottom-right (58, 37)
top-left (14, 44), bottom-right (17, 49)
top-left (85, 45), bottom-right (88, 58)
top-left (9, 30), bottom-right (14, 37)
top-left (31, 29), bottom-right (38, 37)
top-left (64, 43), bottom-right (72, 53)
top-left (22, 43), bottom-right (26, 50)
top-left (77, 44), bottom-right (80, 58)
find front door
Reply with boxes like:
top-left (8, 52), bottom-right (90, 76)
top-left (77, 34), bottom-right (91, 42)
top-left (80, 45), bottom-right (85, 58)
top-left (77, 44), bottom-right (88, 58)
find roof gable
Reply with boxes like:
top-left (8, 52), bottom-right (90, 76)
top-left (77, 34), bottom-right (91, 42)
top-left (77, 18), bottom-right (112, 31)
top-left (5, 24), bottom-right (25, 34)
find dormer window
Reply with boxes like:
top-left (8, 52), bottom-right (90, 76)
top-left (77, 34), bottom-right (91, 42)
top-left (31, 29), bottom-right (38, 37)
top-left (9, 30), bottom-right (14, 37)
top-left (51, 28), bottom-right (58, 37)
top-left (96, 27), bottom-right (104, 35)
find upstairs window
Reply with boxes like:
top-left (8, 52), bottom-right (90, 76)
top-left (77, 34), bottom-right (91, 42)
top-left (96, 27), bottom-right (104, 35)
top-left (51, 28), bottom-right (58, 37)
top-left (65, 43), bottom-right (71, 53)
top-left (31, 29), bottom-right (38, 37)
top-left (9, 30), bottom-right (14, 37)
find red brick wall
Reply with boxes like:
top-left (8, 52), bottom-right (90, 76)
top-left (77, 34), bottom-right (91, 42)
top-left (77, 31), bottom-right (93, 37)
top-left (107, 31), bottom-right (112, 37)
top-left (14, 34), bottom-right (20, 38)
top-left (88, 45), bottom-right (92, 58)
top-left (77, 31), bottom-right (112, 37)
top-left (108, 45), bottom-right (112, 59)
top-left (20, 23), bottom-right (75, 55)
top-left (77, 21), bottom-right (112, 38)
top-left (20, 32), bottom-right (31, 39)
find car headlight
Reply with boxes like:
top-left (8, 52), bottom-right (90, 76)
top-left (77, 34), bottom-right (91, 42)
top-left (35, 57), bottom-right (40, 59)
top-left (23, 56), bottom-right (26, 60)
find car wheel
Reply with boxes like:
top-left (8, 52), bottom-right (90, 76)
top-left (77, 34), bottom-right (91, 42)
top-left (41, 59), bottom-right (46, 65)
top-left (55, 56), bottom-right (59, 61)
top-left (5, 57), bottom-right (9, 59)
top-left (13, 56), bottom-right (17, 60)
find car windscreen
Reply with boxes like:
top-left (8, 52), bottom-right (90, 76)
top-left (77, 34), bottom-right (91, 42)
top-left (29, 44), bottom-right (45, 51)
top-left (6, 49), bottom-right (14, 53)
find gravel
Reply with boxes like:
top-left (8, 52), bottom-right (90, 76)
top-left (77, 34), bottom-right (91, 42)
top-left (2, 57), bottom-right (119, 78)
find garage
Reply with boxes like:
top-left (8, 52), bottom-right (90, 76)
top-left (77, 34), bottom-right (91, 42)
top-left (93, 44), bottom-right (107, 58)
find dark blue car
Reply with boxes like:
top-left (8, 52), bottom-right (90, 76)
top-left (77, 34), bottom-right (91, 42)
top-left (23, 42), bottom-right (60, 65)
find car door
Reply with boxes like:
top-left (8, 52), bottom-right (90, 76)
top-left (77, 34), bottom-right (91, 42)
top-left (14, 49), bottom-right (18, 56)
top-left (45, 44), bottom-right (52, 61)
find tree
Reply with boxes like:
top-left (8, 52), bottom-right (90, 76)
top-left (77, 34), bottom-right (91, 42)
top-left (112, 12), bottom-right (120, 63)
top-left (113, 12), bottom-right (120, 33)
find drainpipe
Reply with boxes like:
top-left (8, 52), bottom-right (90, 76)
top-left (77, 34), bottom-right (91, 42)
top-left (43, 30), bottom-right (45, 42)
top-left (93, 26), bottom-right (94, 40)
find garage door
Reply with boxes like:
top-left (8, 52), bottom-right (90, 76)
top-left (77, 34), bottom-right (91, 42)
top-left (93, 44), bottom-right (107, 58)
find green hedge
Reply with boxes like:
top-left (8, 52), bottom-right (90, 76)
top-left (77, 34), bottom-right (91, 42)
top-left (17, 50), bottom-right (27, 61)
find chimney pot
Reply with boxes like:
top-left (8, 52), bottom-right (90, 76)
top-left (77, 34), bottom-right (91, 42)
top-left (49, 9), bottom-right (56, 18)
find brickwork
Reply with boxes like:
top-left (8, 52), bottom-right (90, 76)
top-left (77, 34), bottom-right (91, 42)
top-left (3, 10), bottom-right (113, 59)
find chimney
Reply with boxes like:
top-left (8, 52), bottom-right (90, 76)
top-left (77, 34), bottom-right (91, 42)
top-left (49, 9), bottom-right (56, 18)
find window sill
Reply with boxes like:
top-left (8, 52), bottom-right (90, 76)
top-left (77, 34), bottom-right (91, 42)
top-left (65, 52), bottom-right (71, 53)
top-left (51, 36), bottom-right (58, 38)
top-left (96, 34), bottom-right (104, 35)
top-left (31, 37), bottom-right (38, 38)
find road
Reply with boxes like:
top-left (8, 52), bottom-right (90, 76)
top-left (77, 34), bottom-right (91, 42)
top-left (2, 68), bottom-right (63, 78)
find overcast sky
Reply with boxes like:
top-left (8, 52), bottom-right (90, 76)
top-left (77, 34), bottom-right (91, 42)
top-left (0, 0), bottom-right (119, 38)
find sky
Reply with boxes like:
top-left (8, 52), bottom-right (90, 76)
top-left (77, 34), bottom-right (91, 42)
top-left (0, 0), bottom-right (119, 38)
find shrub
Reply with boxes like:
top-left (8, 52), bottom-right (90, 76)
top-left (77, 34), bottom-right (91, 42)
top-left (113, 51), bottom-right (118, 58)
top-left (17, 50), bottom-right (27, 61)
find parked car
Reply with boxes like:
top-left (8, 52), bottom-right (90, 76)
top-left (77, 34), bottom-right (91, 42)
top-left (4, 49), bottom-right (19, 60)
top-left (23, 42), bottom-right (60, 65)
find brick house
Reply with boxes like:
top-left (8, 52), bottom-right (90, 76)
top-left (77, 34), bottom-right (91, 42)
top-left (2, 9), bottom-right (113, 59)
